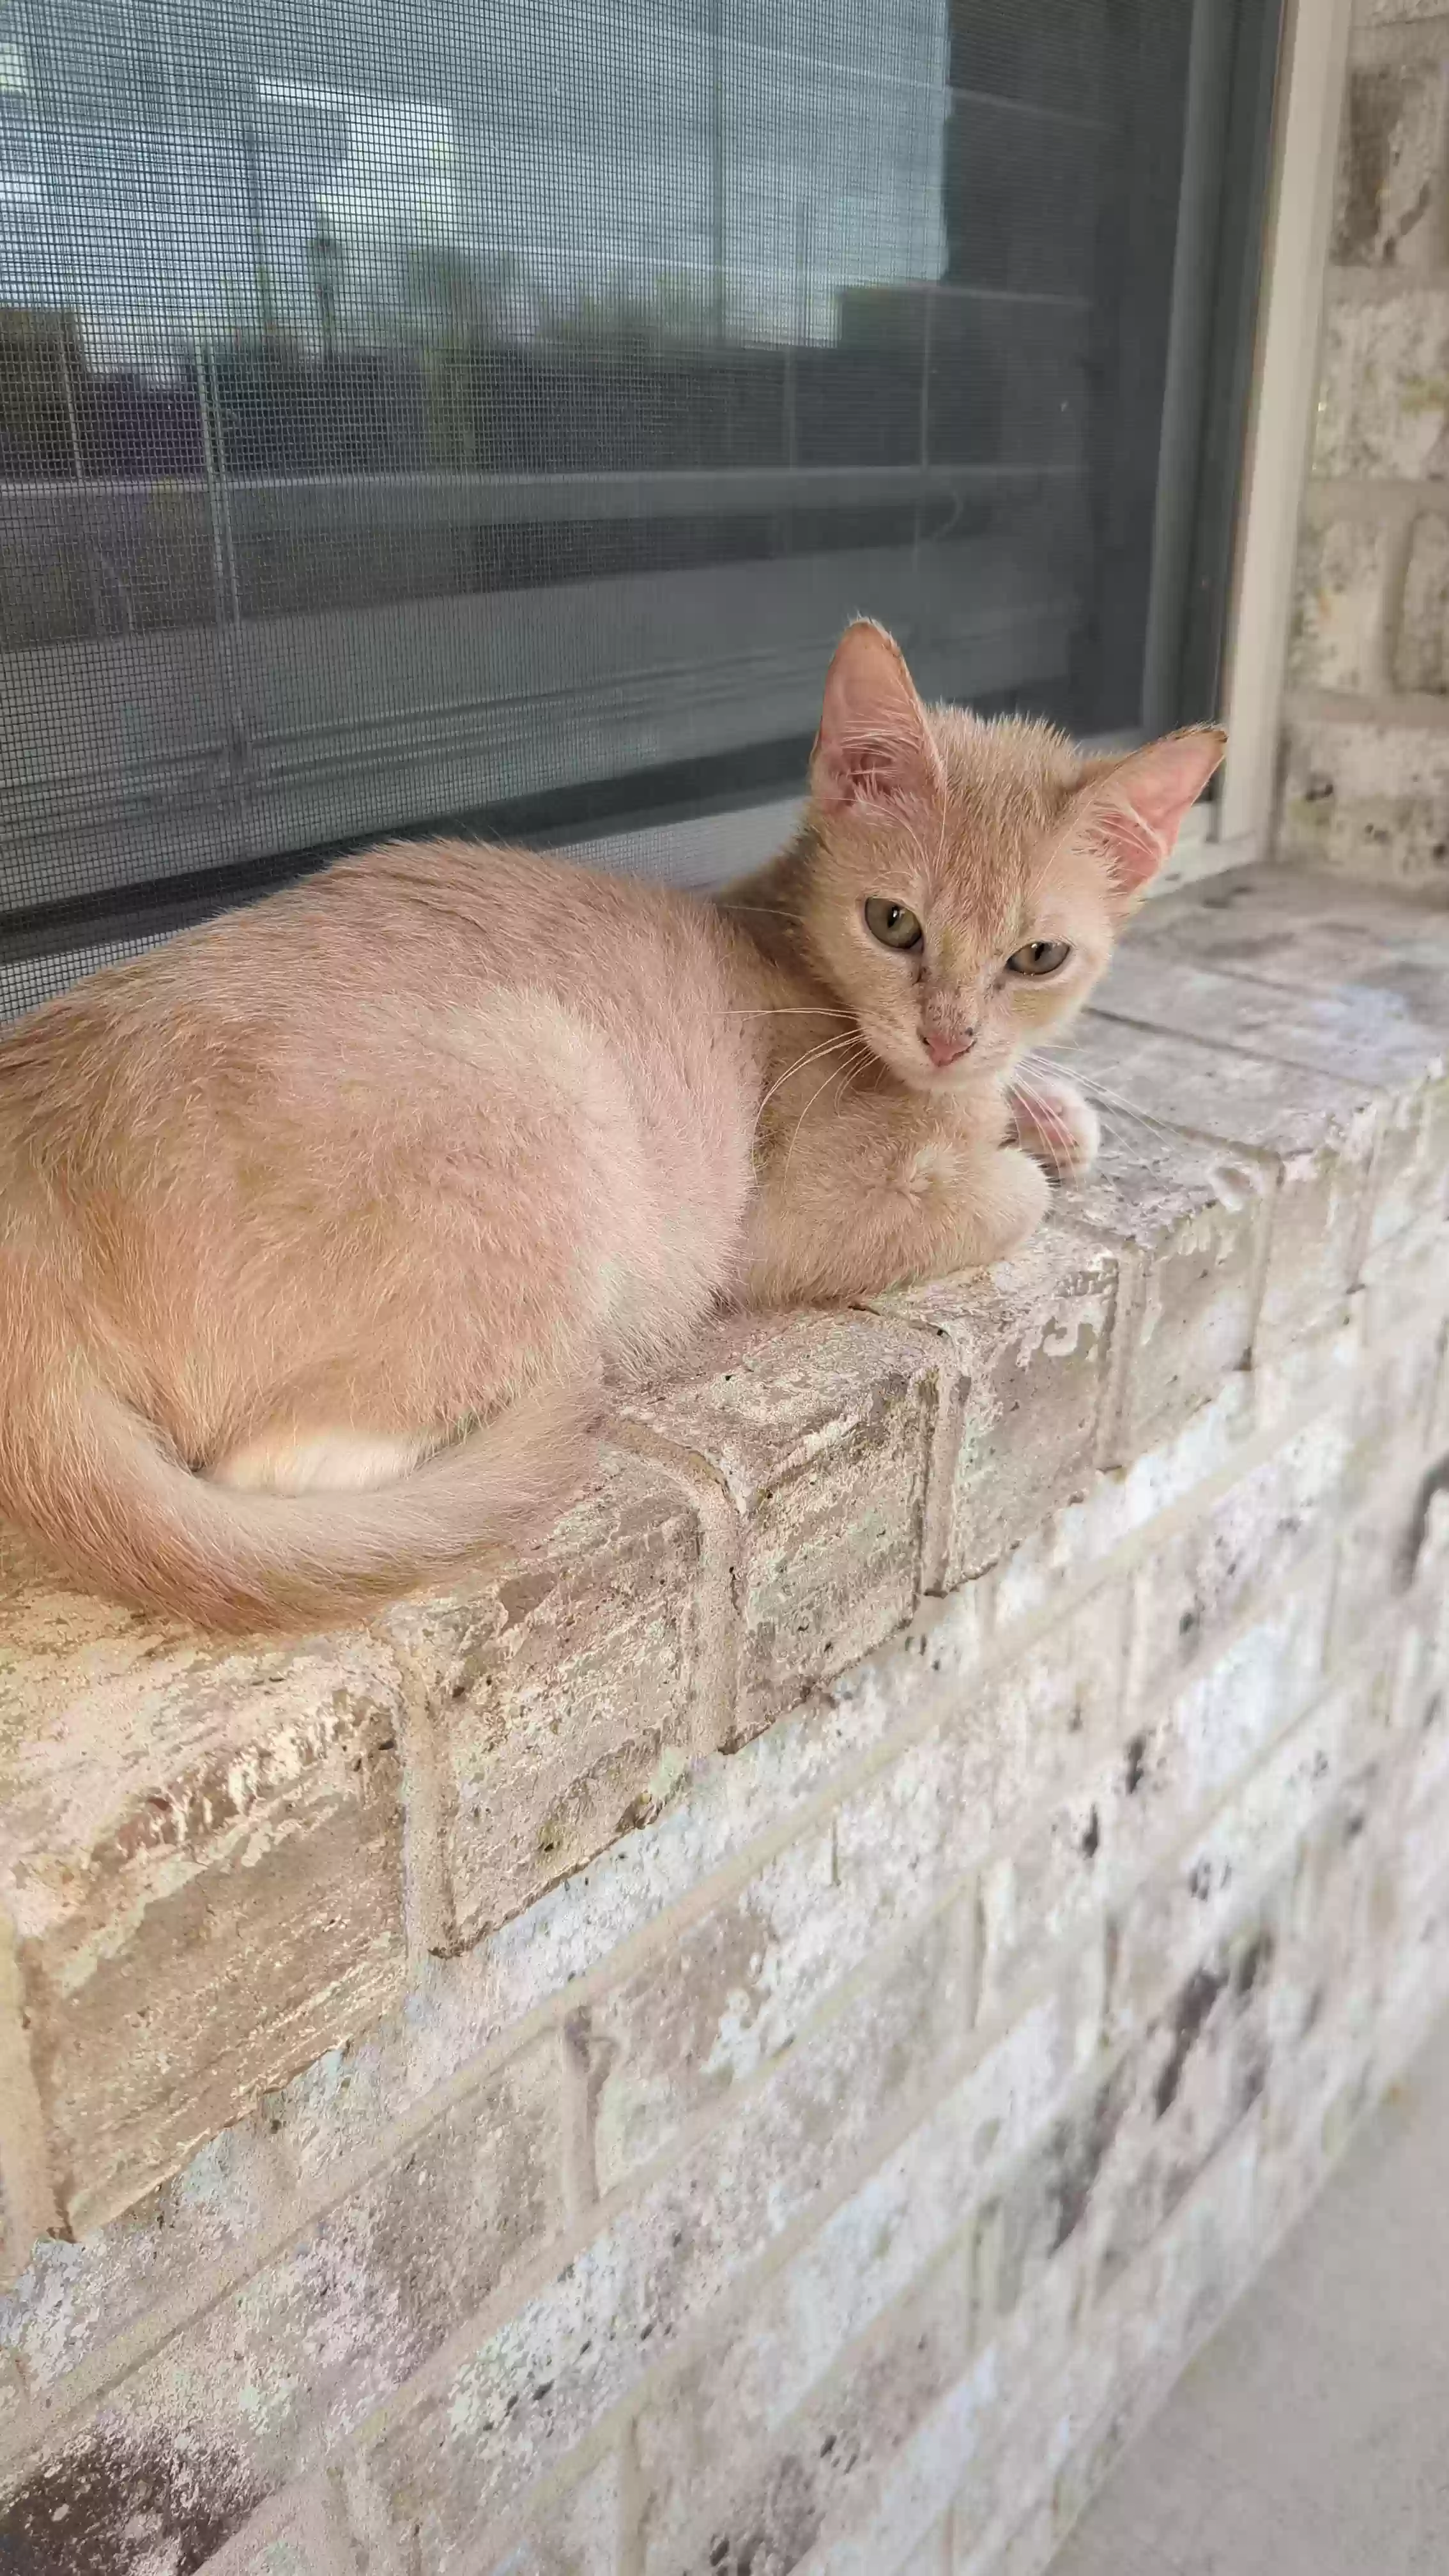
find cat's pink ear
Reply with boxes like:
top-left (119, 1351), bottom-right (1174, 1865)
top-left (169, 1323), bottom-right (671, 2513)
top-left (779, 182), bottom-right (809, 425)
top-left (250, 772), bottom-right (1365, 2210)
top-left (1081, 726), bottom-right (1227, 898)
top-left (812, 622), bottom-right (945, 818)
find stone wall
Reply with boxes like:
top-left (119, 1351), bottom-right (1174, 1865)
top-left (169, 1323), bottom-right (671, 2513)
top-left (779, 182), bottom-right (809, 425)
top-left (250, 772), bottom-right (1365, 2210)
top-left (3, 868), bottom-right (1449, 2575)
top-left (1284, 0), bottom-right (1449, 879)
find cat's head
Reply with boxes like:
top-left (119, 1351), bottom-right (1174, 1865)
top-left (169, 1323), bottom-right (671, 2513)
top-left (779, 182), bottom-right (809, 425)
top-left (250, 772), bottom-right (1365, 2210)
top-left (797, 621), bottom-right (1225, 1094)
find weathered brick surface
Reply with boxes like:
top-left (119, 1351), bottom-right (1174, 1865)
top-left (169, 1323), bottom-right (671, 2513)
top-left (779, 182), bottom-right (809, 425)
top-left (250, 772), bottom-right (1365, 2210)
top-left (880, 1227), bottom-right (1119, 1588)
top-left (1068, 1126), bottom-right (1270, 1457)
top-left (1061, 1010), bottom-right (1383, 1348)
top-left (641, 2258), bottom-right (970, 2576)
top-left (1283, 20), bottom-right (1449, 891)
top-left (1291, 514), bottom-right (1390, 691)
top-left (1282, 716), bottom-right (1449, 885)
top-left (622, 1310), bottom-right (938, 1736)
top-left (0, 1570), bottom-right (408, 2236)
top-left (346, 1912), bottom-right (992, 2568)
top-left (0, 2037), bottom-right (564, 2569)
top-left (1397, 510), bottom-right (1449, 689)
top-left (385, 1449), bottom-right (716, 1950)
top-left (1, 881), bottom-right (1448, 2576)
top-left (1314, 284), bottom-right (1449, 482)
top-left (480, 2450), bottom-right (624, 2576)
top-left (1333, 54), bottom-right (1449, 268)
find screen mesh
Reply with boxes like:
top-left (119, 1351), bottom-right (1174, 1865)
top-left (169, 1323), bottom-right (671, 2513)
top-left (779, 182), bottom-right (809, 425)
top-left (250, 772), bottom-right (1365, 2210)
top-left (0, 0), bottom-right (1275, 1016)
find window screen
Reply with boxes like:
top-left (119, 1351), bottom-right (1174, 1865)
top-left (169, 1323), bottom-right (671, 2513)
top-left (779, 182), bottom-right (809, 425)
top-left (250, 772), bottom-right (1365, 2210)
top-left (0, 0), bottom-right (1280, 1020)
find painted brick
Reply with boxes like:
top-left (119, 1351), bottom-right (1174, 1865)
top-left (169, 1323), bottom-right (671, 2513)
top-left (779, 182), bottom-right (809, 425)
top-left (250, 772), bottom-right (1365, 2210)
top-left (623, 1311), bottom-right (937, 1736)
top-left (1061, 1012), bottom-right (1383, 1347)
top-left (1250, 1298), bottom-right (1367, 1438)
top-left (631, 1954), bottom-right (1104, 2576)
top-left (1132, 869), bottom-right (1449, 992)
top-left (804, 2252), bottom-right (1087, 2576)
top-left (0, 1570), bottom-right (407, 2237)
top-left (1, 873), bottom-right (1448, 2576)
top-left (1327, 1441), bottom-right (1429, 1664)
top-left (346, 1910), bottom-right (983, 2567)
top-left (633, 2182), bottom-right (970, 2572)
top-left (640, 2257), bottom-right (969, 2576)
top-left (1333, 56), bottom-right (1449, 268)
top-left (581, 1827), bottom-right (845, 2194)
top-left (1109, 1662), bottom-right (1388, 2039)
top-left (1358, 0), bottom-right (1449, 17)
top-left (384, 1450), bottom-right (712, 1949)
top-left (953, 2125), bottom-right (1261, 2576)
top-left (1353, 1253), bottom-right (1448, 1453)
top-left (572, 1580), bottom-right (1116, 2190)
top-left (0, 2115), bottom-right (291, 2405)
top-left (848, 1587), bottom-right (1127, 1929)
top-left (1096, 944), bottom-right (1449, 1094)
top-left (203, 2483), bottom-right (355, 2576)
top-left (988, 1374), bottom-right (1256, 1639)
top-left (978, 1929), bottom-right (1278, 2368)
top-left (1067, 1120), bottom-right (1270, 1458)
top-left (977, 1574), bottom-right (1339, 2064)
top-left (0, 2037), bottom-right (563, 2568)
top-left (879, 1224), bottom-right (1120, 1589)
top-left (1363, 1074), bottom-right (1449, 1252)
top-left (1314, 284), bottom-right (1449, 480)
top-left (1280, 715), bottom-right (1449, 887)
top-left (1290, 514), bottom-right (1389, 691)
top-left (1127, 1416), bottom-right (1354, 1699)
top-left (896, 2529), bottom-right (952, 2576)
top-left (957, 2498), bottom-right (1057, 2576)
top-left (480, 2450), bottom-right (624, 2576)
top-left (1397, 510), bottom-right (1449, 690)
top-left (1136, 1548), bottom-right (1332, 1756)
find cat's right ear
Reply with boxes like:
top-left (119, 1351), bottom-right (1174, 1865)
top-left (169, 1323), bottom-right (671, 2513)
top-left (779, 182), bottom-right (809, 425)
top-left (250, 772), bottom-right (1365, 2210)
top-left (812, 622), bottom-right (946, 818)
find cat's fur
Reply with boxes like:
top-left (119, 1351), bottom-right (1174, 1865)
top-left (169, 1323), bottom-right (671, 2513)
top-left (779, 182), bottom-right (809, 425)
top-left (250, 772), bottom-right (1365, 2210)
top-left (0, 624), bottom-right (1222, 1630)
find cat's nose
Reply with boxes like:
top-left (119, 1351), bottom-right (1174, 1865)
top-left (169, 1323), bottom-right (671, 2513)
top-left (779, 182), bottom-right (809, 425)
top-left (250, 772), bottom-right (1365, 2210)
top-left (925, 1029), bottom-right (975, 1067)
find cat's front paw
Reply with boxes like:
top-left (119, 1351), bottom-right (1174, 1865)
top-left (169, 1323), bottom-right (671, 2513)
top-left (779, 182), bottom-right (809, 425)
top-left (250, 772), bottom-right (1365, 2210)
top-left (930, 1142), bottom-right (1050, 1275)
top-left (1008, 1071), bottom-right (1101, 1183)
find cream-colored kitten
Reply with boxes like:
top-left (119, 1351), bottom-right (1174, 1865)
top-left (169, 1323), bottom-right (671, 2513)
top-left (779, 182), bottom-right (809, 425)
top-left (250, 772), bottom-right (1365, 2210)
top-left (0, 622), bottom-right (1222, 1630)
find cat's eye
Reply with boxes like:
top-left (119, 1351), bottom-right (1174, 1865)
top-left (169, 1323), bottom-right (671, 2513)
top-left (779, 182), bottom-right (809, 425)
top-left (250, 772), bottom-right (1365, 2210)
top-left (864, 898), bottom-right (923, 951)
top-left (1006, 940), bottom-right (1071, 978)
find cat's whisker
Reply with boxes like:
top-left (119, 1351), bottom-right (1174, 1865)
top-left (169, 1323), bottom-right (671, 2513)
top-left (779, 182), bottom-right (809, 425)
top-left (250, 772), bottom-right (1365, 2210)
top-left (751, 1032), bottom-right (862, 1140)
top-left (1033, 1052), bottom-right (1182, 1156)
top-left (834, 1045), bottom-right (877, 1116)
top-left (1062, 1085), bottom-right (1165, 1163)
top-left (781, 1044), bottom-right (872, 1181)
top-left (1011, 1084), bottom-right (1076, 1168)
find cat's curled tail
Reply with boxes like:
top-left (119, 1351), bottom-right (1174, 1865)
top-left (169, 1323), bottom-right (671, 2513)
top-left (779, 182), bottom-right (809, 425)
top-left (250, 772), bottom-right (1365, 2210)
top-left (0, 1323), bottom-right (588, 1633)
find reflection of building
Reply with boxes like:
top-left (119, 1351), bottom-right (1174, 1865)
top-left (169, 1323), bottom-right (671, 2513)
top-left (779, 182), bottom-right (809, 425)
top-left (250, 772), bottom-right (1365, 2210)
top-left (0, 305), bottom-right (80, 473)
top-left (0, 0), bottom-right (948, 371)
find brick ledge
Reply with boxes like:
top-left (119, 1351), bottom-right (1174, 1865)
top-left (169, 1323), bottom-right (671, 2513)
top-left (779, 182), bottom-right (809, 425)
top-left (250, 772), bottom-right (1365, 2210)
top-left (3, 863), bottom-right (1448, 2255)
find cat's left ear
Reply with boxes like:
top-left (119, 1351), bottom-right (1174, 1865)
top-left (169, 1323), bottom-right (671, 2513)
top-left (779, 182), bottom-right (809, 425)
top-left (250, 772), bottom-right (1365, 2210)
top-left (812, 621), bottom-right (946, 818)
top-left (1078, 725), bottom-right (1227, 903)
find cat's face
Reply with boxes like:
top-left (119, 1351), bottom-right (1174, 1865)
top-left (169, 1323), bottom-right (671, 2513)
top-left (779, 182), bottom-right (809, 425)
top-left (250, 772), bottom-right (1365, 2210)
top-left (799, 624), bottom-right (1225, 1096)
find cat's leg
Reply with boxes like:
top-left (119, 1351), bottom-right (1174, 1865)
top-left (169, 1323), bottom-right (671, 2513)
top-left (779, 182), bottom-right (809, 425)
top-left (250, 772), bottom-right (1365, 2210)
top-left (211, 1429), bottom-right (433, 1494)
top-left (744, 1096), bottom-right (1050, 1305)
top-left (1008, 1068), bottom-right (1101, 1181)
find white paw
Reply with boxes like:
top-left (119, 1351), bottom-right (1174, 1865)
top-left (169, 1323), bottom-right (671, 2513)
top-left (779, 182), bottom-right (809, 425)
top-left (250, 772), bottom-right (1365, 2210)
top-left (1009, 1073), bottom-right (1101, 1182)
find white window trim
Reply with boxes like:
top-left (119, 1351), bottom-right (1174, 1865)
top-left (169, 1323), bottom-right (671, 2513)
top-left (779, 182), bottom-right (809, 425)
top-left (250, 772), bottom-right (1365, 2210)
top-left (1216, 0), bottom-right (1353, 853)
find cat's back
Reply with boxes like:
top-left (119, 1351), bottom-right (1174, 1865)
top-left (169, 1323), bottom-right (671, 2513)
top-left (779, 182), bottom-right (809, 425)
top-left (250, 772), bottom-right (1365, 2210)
top-left (0, 835), bottom-right (763, 1236)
